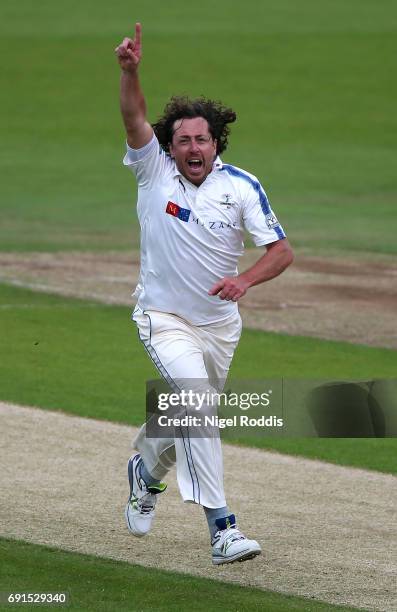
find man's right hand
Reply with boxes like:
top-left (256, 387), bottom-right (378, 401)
top-left (115, 22), bottom-right (142, 72)
top-left (116, 22), bottom-right (153, 149)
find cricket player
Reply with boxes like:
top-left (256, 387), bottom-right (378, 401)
top-left (115, 23), bottom-right (293, 565)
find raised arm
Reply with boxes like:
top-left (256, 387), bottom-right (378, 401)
top-left (115, 23), bottom-right (153, 149)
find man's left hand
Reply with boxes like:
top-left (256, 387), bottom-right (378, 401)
top-left (208, 276), bottom-right (250, 301)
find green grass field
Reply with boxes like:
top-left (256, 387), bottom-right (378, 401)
top-left (0, 539), bottom-right (358, 612)
top-left (1, 0), bottom-right (396, 609)
top-left (1, 282), bottom-right (396, 474)
top-left (0, 0), bottom-right (396, 253)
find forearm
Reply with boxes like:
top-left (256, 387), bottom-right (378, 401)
top-left (115, 25), bottom-right (152, 148)
top-left (120, 70), bottom-right (147, 136)
top-left (239, 239), bottom-right (294, 288)
top-left (208, 239), bottom-right (293, 302)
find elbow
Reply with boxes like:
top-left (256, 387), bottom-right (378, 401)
top-left (285, 244), bottom-right (294, 268)
top-left (279, 239), bottom-right (294, 271)
top-left (265, 238), bottom-right (294, 277)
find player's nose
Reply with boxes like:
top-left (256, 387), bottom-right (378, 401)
top-left (188, 139), bottom-right (200, 153)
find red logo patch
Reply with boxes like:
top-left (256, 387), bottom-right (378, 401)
top-left (166, 201), bottom-right (180, 217)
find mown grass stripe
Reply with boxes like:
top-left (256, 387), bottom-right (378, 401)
top-left (1, 282), bottom-right (396, 473)
top-left (0, 538), bottom-right (361, 612)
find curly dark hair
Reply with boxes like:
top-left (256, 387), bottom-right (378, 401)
top-left (152, 95), bottom-right (236, 155)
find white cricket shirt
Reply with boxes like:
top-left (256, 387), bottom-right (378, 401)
top-left (123, 134), bottom-right (286, 325)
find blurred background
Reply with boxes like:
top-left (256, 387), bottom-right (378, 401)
top-left (1, 6), bottom-right (396, 607)
top-left (1, 0), bottom-right (395, 254)
top-left (0, 0), bottom-right (396, 463)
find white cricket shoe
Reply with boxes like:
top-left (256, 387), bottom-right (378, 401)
top-left (211, 515), bottom-right (261, 565)
top-left (125, 454), bottom-right (167, 537)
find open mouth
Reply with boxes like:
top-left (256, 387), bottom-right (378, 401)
top-left (187, 159), bottom-right (203, 170)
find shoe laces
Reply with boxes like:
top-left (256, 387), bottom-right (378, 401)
top-left (214, 526), bottom-right (246, 547)
top-left (136, 492), bottom-right (157, 514)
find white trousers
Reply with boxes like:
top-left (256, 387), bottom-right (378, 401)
top-left (132, 307), bottom-right (242, 508)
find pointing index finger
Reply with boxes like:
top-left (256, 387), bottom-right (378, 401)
top-left (135, 22), bottom-right (142, 46)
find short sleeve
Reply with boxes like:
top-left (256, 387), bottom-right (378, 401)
top-left (242, 180), bottom-right (286, 246)
top-left (122, 134), bottom-right (172, 188)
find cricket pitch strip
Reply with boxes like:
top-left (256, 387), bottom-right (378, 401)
top-left (1, 402), bottom-right (396, 611)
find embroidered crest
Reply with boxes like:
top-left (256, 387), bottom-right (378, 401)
top-left (265, 212), bottom-right (280, 229)
top-left (219, 193), bottom-right (237, 209)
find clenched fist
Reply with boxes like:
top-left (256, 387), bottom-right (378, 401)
top-left (208, 276), bottom-right (250, 302)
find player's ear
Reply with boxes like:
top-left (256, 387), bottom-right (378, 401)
top-left (169, 142), bottom-right (174, 158)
